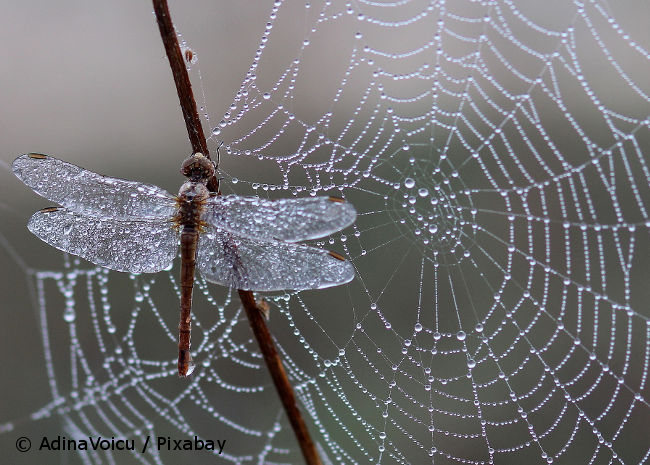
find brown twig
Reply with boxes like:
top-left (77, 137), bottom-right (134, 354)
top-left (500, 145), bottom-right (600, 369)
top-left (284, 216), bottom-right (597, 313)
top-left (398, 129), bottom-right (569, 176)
top-left (152, 0), bottom-right (218, 192)
top-left (239, 290), bottom-right (323, 465)
top-left (151, 1), bottom-right (322, 464)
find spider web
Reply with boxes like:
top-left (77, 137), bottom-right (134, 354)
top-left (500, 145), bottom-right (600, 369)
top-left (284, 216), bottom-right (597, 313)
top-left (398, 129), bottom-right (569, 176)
top-left (1, 0), bottom-right (650, 464)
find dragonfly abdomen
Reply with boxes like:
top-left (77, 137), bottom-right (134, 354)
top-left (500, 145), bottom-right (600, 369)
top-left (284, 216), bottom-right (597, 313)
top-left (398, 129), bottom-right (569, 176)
top-left (178, 226), bottom-right (198, 376)
top-left (175, 181), bottom-right (209, 377)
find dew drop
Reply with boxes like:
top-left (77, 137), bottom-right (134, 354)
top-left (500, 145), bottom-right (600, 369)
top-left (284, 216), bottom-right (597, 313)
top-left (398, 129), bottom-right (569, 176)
top-left (185, 362), bottom-right (196, 376)
top-left (404, 178), bottom-right (415, 189)
top-left (63, 308), bottom-right (76, 323)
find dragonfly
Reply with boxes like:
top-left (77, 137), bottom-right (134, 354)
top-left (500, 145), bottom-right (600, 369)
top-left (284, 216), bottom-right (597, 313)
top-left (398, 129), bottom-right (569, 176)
top-left (12, 152), bottom-right (356, 376)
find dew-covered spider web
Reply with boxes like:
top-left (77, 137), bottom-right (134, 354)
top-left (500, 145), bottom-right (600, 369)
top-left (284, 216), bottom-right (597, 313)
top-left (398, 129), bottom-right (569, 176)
top-left (2, 0), bottom-right (650, 464)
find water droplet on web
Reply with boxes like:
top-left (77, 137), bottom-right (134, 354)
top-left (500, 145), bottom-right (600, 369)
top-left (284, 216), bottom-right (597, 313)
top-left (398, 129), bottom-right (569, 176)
top-left (414, 323), bottom-right (423, 332)
top-left (63, 308), bottom-right (76, 323)
top-left (404, 178), bottom-right (415, 189)
top-left (456, 331), bottom-right (466, 341)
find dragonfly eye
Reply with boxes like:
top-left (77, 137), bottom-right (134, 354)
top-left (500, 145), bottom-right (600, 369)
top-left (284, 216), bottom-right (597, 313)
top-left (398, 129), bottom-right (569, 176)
top-left (181, 152), bottom-right (215, 181)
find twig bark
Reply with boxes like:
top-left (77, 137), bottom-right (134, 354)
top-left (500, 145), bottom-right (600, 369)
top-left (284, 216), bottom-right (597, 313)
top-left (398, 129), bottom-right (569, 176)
top-left (238, 290), bottom-right (323, 465)
top-left (151, 1), bottom-right (322, 464)
top-left (152, 0), bottom-right (218, 192)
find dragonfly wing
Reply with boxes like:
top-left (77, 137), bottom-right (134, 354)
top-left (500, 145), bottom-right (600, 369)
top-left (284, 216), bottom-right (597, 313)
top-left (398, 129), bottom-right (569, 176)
top-left (13, 153), bottom-right (177, 220)
top-left (28, 208), bottom-right (178, 273)
top-left (202, 195), bottom-right (356, 242)
top-left (196, 227), bottom-right (355, 291)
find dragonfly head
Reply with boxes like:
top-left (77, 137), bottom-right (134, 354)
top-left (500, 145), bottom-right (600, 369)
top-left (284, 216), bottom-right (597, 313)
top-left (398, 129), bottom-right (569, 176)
top-left (181, 152), bottom-right (215, 182)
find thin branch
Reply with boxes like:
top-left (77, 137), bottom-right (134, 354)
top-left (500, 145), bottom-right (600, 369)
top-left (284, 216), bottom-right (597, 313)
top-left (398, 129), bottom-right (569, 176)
top-left (152, 0), bottom-right (218, 192)
top-left (151, 2), bottom-right (322, 464)
top-left (239, 290), bottom-right (323, 465)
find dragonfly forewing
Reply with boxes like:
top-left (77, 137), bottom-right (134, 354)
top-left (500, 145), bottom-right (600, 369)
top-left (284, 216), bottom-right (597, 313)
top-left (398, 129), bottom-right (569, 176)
top-left (196, 227), bottom-right (355, 291)
top-left (13, 154), bottom-right (177, 220)
top-left (202, 195), bottom-right (356, 242)
top-left (28, 208), bottom-right (179, 273)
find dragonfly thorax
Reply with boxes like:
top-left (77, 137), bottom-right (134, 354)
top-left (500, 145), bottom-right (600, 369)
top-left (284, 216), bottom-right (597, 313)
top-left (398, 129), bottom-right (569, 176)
top-left (180, 152), bottom-right (215, 183)
top-left (177, 181), bottom-right (209, 203)
top-left (174, 181), bottom-right (209, 231)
